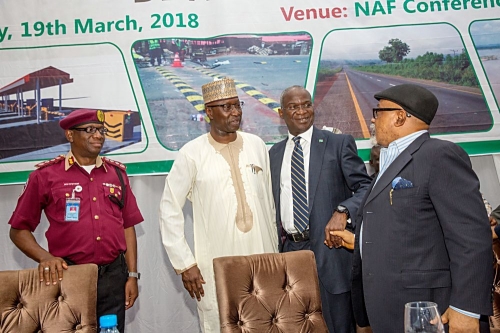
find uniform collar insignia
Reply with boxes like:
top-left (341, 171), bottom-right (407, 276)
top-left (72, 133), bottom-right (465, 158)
top-left (65, 151), bottom-right (103, 171)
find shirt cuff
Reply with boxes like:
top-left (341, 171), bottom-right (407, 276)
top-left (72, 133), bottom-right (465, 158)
top-left (175, 262), bottom-right (198, 275)
top-left (449, 305), bottom-right (480, 319)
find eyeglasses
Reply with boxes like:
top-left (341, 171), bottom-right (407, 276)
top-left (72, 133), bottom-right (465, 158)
top-left (285, 102), bottom-right (313, 112)
top-left (208, 101), bottom-right (244, 112)
top-left (72, 126), bottom-right (108, 135)
top-left (372, 108), bottom-right (411, 119)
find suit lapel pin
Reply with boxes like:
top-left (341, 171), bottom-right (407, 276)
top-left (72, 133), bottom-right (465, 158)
top-left (319, 139), bottom-right (324, 143)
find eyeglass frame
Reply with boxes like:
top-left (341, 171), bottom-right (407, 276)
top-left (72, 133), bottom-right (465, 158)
top-left (207, 101), bottom-right (244, 112)
top-left (372, 107), bottom-right (412, 119)
top-left (284, 102), bottom-right (313, 113)
top-left (71, 126), bottom-right (108, 135)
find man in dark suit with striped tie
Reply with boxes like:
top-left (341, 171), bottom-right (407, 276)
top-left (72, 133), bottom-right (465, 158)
top-left (269, 85), bottom-right (372, 333)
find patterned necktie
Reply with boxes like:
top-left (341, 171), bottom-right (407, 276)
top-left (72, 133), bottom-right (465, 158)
top-left (291, 136), bottom-right (308, 233)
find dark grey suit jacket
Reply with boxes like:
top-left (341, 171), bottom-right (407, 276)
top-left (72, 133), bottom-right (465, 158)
top-left (352, 133), bottom-right (493, 332)
top-left (270, 127), bottom-right (371, 294)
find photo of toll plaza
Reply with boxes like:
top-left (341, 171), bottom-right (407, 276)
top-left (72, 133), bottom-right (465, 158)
top-left (0, 66), bottom-right (141, 162)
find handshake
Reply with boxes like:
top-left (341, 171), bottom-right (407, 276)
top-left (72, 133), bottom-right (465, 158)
top-left (327, 230), bottom-right (355, 250)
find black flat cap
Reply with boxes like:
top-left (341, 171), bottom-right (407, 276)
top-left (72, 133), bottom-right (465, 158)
top-left (374, 84), bottom-right (438, 125)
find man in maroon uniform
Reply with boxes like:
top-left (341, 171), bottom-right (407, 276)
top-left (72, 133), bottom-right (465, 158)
top-left (8, 109), bottom-right (143, 332)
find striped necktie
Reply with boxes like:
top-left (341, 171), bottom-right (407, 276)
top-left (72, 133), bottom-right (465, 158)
top-left (291, 136), bottom-right (308, 233)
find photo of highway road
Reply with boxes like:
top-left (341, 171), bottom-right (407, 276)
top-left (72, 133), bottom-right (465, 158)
top-left (471, 19), bottom-right (500, 111)
top-left (133, 34), bottom-right (311, 150)
top-left (315, 24), bottom-right (491, 139)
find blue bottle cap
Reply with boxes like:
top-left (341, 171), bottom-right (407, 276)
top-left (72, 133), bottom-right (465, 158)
top-left (100, 314), bottom-right (118, 328)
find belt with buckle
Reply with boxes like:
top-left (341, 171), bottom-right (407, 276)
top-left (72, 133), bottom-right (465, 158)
top-left (286, 229), bottom-right (310, 242)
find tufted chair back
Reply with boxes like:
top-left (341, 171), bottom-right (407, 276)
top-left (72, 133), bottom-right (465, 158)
top-left (213, 250), bottom-right (328, 333)
top-left (0, 264), bottom-right (98, 333)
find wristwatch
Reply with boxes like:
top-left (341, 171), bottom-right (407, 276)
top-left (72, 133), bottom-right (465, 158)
top-left (128, 272), bottom-right (141, 279)
top-left (335, 205), bottom-right (350, 218)
top-left (335, 205), bottom-right (352, 224)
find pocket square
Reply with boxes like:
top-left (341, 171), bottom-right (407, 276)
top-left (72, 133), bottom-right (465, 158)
top-left (391, 176), bottom-right (413, 190)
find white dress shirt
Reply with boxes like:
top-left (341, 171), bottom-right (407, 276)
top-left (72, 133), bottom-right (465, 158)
top-left (280, 125), bottom-right (313, 233)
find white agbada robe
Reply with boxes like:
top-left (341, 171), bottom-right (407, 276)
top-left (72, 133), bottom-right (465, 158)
top-left (159, 132), bottom-right (278, 333)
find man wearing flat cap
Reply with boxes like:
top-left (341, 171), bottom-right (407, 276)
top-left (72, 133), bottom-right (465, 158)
top-left (9, 109), bottom-right (144, 332)
top-left (159, 78), bottom-right (278, 333)
top-left (346, 84), bottom-right (493, 333)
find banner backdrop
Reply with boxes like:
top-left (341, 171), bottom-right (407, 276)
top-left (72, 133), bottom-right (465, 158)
top-left (1, 0), bottom-right (500, 185)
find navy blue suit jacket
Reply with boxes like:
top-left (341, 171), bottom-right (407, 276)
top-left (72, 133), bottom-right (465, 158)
top-left (270, 127), bottom-right (371, 294)
top-left (351, 133), bottom-right (493, 332)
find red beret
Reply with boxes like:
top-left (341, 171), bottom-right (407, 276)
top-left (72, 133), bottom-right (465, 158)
top-left (59, 109), bottom-right (105, 130)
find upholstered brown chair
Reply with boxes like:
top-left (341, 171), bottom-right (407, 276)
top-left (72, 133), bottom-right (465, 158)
top-left (0, 264), bottom-right (98, 333)
top-left (213, 250), bottom-right (328, 333)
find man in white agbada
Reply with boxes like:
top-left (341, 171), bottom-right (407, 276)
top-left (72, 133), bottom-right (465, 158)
top-left (159, 78), bottom-right (278, 333)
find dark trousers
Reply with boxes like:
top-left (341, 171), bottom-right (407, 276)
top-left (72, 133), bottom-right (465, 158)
top-left (65, 254), bottom-right (128, 332)
top-left (283, 239), bottom-right (355, 333)
top-left (479, 315), bottom-right (490, 333)
top-left (97, 254), bottom-right (128, 332)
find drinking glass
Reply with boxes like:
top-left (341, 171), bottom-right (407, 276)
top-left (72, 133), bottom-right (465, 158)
top-left (404, 301), bottom-right (445, 333)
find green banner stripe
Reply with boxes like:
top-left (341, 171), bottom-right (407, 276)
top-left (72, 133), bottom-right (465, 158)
top-left (0, 160), bottom-right (174, 185)
top-left (2, 141), bottom-right (499, 185)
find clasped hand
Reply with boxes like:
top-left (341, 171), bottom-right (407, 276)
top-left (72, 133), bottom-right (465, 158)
top-left (324, 212), bottom-right (348, 248)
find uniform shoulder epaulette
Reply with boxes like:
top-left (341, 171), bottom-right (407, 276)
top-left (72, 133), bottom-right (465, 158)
top-left (35, 155), bottom-right (65, 169)
top-left (103, 157), bottom-right (127, 171)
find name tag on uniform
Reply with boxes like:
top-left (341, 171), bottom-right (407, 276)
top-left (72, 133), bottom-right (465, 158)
top-left (65, 198), bottom-right (81, 222)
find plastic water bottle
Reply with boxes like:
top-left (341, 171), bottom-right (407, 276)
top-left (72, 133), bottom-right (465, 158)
top-left (100, 314), bottom-right (120, 333)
